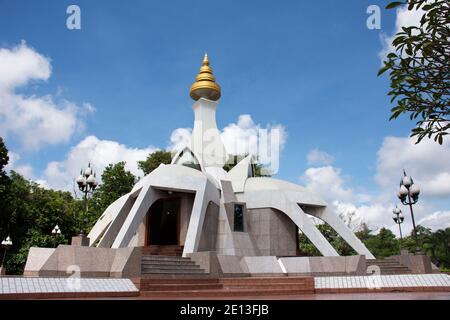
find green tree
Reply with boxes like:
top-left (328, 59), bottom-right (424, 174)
top-left (428, 228), bottom-right (450, 268)
top-left (0, 137), bottom-right (9, 182)
top-left (0, 137), bottom-right (11, 240)
top-left (379, 0), bottom-right (450, 144)
top-left (364, 227), bottom-right (400, 258)
top-left (298, 222), bottom-right (356, 256)
top-left (90, 162), bottom-right (136, 228)
top-left (354, 223), bottom-right (374, 243)
top-left (138, 150), bottom-right (172, 175)
top-left (3, 172), bottom-right (75, 274)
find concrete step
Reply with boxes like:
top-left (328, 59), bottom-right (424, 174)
top-left (140, 288), bottom-right (314, 297)
top-left (367, 269), bottom-right (412, 275)
top-left (221, 277), bottom-right (314, 291)
top-left (140, 283), bottom-right (223, 291)
top-left (142, 264), bottom-right (202, 271)
top-left (143, 246), bottom-right (183, 249)
top-left (367, 265), bottom-right (411, 269)
top-left (139, 274), bottom-right (212, 279)
top-left (367, 262), bottom-right (405, 266)
top-left (137, 276), bottom-right (315, 296)
top-left (367, 259), bottom-right (399, 264)
top-left (381, 270), bottom-right (412, 274)
top-left (140, 278), bottom-right (220, 284)
top-left (140, 254), bottom-right (207, 275)
top-left (141, 256), bottom-right (191, 262)
top-left (141, 259), bottom-right (191, 264)
top-left (141, 268), bottom-right (206, 274)
top-left (224, 283), bottom-right (313, 290)
top-left (143, 250), bottom-right (184, 253)
top-left (141, 262), bottom-right (198, 268)
top-left (141, 258), bottom-right (197, 264)
top-left (366, 258), bottom-right (412, 275)
top-left (221, 277), bottom-right (312, 285)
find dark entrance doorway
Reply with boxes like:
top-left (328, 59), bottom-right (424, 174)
top-left (147, 198), bottom-right (180, 246)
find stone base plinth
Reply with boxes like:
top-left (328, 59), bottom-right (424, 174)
top-left (24, 245), bottom-right (142, 278)
top-left (71, 236), bottom-right (90, 246)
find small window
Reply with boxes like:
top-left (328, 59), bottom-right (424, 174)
top-left (174, 149), bottom-right (201, 171)
top-left (233, 204), bottom-right (244, 232)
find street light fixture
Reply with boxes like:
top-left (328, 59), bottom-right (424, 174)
top-left (397, 169), bottom-right (421, 252)
top-left (392, 206), bottom-right (405, 249)
top-left (76, 162), bottom-right (98, 236)
top-left (51, 225), bottom-right (62, 248)
top-left (1, 236), bottom-right (13, 272)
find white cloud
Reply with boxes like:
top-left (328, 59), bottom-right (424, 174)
top-left (301, 135), bottom-right (450, 233)
top-left (379, 5), bottom-right (425, 62)
top-left (375, 136), bottom-right (450, 198)
top-left (4, 151), bottom-right (34, 179)
top-left (418, 211), bottom-right (450, 230)
top-left (221, 114), bottom-right (287, 156)
top-left (0, 41), bottom-right (92, 150)
top-left (0, 40), bottom-right (51, 90)
top-left (168, 114), bottom-right (287, 169)
top-left (307, 148), bottom-right (334, 166)
top-left (332, 200), bottom-right (389, 232)
top-left (39, 136), bottom-right (157, 191)
top-left (301, 166), bottom-right (355, 203)
top-left (168, 128), bottom-right (192, 153)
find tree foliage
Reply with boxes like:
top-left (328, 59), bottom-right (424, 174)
top-left (90, 162), bottom-right (136, 227)
top-left (298, 218), bottom-right (450, 269)
top-left (380, 0), bottom-right (450, 144)
top-left (0, 138), bottom-right (11, 236)
top-left (138, 150), bottom-right (172, 175)
top-left (0, 137), bottom-right (139, 274)
top-left (2, 171), bottom-right (78, 274)
top-left (364, 227), bottom-right (400, 258)
top-left (298, 223), bottom-right (357, 256)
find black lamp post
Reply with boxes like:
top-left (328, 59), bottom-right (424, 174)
top-left (51, 225), bottom-right (62, 248)
top-left (397, 169), bottom-right (420, 252)
top-left (76, 162), bottom-right (97, 236)
top-left (392, 206), bottom-right (405, 249)
top-left (1, 236), bottom-right (12, 272)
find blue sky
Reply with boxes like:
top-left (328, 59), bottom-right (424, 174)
top-left (1, 0), bottom-right (449, 231)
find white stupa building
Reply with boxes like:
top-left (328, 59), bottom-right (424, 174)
top-left (24, 55), bottom-right (378, 279)
top-left (86, 55), bottom-right (375, 261)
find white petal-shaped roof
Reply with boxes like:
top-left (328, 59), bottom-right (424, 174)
top-left (244, 177), bottom-right (327, 207)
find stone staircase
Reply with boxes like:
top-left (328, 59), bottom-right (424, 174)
top-left (138, 276), bottom-right (315, 298)
top-left (220, 277), bottom-right (315, 296)
top-left (141, 255), bottom-right (208, 276)
top-left (366, 258), bottom-right (412, 275)
top-left (138, 278), bottom-right (222, 297)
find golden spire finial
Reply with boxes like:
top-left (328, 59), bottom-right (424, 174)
top-left (190, 53), bottom-right (221, 101)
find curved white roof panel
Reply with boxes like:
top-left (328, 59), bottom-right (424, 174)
top-left (243, 177), bottom-right (327, 207)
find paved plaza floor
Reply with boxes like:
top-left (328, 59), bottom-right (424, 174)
top-left (1, 274), bottom-right (449, 300)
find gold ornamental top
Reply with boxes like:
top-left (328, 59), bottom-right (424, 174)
top-left (189, 54), bottom-right (221, 101)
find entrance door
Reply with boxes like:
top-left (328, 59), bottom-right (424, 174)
top-left (147, 198), bottom-right (180, 246)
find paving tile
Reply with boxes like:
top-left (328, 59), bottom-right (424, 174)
top-left (0, 277), bottom-right (138, 298)
top-left (312, 274), bottom-right (450, 290)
